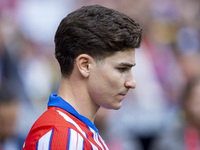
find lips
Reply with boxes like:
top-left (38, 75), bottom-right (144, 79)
top-left (118, 89), bottom-right (128, 98)
top-left (119, 93), bottom-right (127, 96)
top-left (118, 93), bottom-right (127, 98)
top-left (119, 90), bottom-right (128, 96)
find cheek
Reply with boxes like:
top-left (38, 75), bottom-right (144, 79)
top-left (88, 73), bottom-right (119, 104)
top-left (187, 102), bottom-right (200, 119)
top-left (89, 74), bottom-right (116, 97)
top-left (104, 68), bottom-right (124, 84)
top-left (191, 105), bottom-right (200, 116)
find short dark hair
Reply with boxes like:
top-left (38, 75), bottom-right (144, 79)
top-left (55, 5), bottom-right (142, 77)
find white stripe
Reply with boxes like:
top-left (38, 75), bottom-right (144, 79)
top-left (68, 129), bottom-right (84, 150)
top-left (37, 129), bottom-right (53, 150)
top-left (77, 131), bottom-right (84, 150)
top-left (89, 127), bottom-right (104, 150)
top-left (89, 143), bottom-right (98, 150)
top-left (57, 110), bottom-right (99, 150)
top-left (57, 110), bottom-right (87, 138)
top-left (99, 136), bottom-right (109, 150)
top-left (68, 129), bottom-right (77, 150)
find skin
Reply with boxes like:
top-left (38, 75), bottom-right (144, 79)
top-left (184, 81), bottom-right (200, 128)
top-left (0, 101), bottom-right (18, 142)
top-left (58, 49), bottom-right (136, 122)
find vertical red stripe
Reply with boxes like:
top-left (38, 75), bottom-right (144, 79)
top-left (51, 127), bottom-right (69, 149)
top-left (98, 136), bottom-right (107, 150)
top-left (185, 126), bottom-right (199, 150)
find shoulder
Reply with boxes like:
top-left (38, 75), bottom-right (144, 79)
top-left (23, 107), bottom-right (92, 150)
top-left (26, 107), bottom-right (87, 137)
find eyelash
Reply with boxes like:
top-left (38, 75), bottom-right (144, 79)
top-left (118, 67), bottom-right (128, 72)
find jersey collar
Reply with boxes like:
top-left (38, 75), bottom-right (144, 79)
top-left (48, 93), bottom-right (98, 133)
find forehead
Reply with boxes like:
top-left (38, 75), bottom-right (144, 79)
top-left (104, 49), bottom-right (136, 64)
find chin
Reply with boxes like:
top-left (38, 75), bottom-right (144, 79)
top-left (113, 100), bottom-right (124, 110)
top-left (105, 103), bottom-right (122, 110)
top-left (112, 106), bottom-right (121, 110)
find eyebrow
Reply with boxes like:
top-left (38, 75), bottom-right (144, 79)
top-left (119, 63), bottom-right (136, 67)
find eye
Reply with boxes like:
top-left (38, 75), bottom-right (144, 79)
top-left (118, 67), bottom-right (128, 72)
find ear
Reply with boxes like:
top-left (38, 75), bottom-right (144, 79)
top-left (75, 54), bottom-right (94, 78)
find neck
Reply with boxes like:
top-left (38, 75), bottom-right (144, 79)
top-left (57, 76), bottom-right (99, 123)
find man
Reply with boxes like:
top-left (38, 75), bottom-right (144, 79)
top-left (150, 77), bottom-right (200, 150)
top-left (23, 5), bottom-right (142, 150)
top-left (0, 84), bottom-right (24, 150)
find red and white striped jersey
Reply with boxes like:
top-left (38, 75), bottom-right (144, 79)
top-left (22, 94), bottom-right (109, 150)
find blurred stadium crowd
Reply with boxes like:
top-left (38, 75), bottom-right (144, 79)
top-left (0, 0), bottom-right (200, 150)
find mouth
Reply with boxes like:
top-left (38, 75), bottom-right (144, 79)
top-left (119, 93), bottom-right (127, 96)
top-left (119, 90), bottom-right (128, 96)
top-left (118, 93), bottom-right (127, 99)
top-left (118, 90), bottom-right (128, 99)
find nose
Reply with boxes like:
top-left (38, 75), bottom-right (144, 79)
top-left (124, 72), bottom-right (136, 89)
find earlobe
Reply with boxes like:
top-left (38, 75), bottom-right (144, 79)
top-left (76, 54), bottom-right (92, 78)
